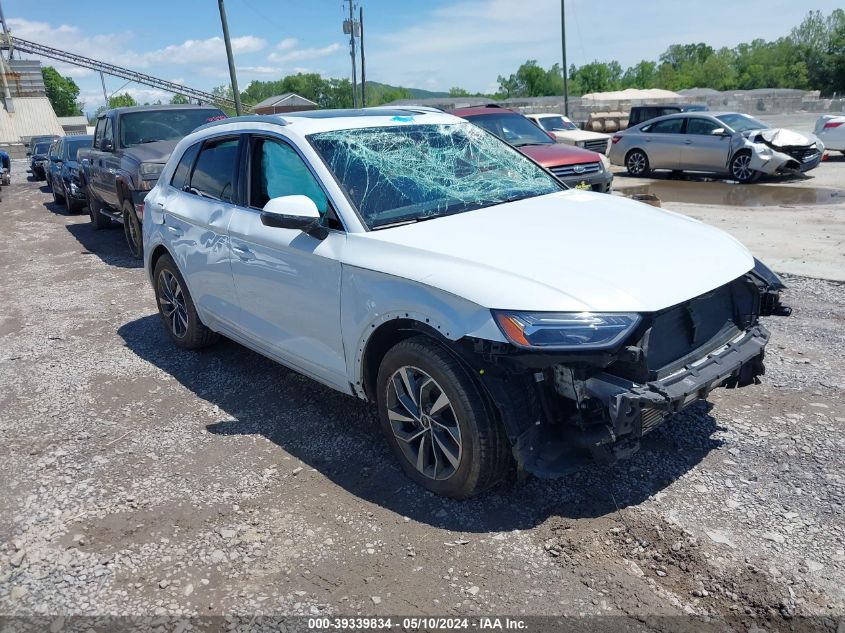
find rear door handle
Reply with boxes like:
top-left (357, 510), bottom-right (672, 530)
top-left (684, 140), bottom-right (693, 144)
top-left (232, 244), bottom-right (255, 260)
top-left (167, 225), bottom-right (183, 237)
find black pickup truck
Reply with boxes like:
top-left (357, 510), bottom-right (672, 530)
top-left (79, 105), bottom-right (226, 258)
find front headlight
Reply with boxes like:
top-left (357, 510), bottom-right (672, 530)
top-left (492, 311), bottom-right (640, 350)
top-left (599, 154), bottom-right (611, 171)
top-left (139, 162), bottom-right (164, 179)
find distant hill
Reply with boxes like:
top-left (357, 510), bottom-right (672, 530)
top-left (365, 81), bottom-right (449, 101)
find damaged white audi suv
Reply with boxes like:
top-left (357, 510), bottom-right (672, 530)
top-left (143, 108), bottom-right (790, 498)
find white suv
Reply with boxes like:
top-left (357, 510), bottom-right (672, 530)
top-left (143, 108), bottom-right (789, 499)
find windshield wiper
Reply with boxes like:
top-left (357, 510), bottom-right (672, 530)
top-left (372, 211), bottom-right (451, 230)
top-left (512, 141), bottom-right (551, 148)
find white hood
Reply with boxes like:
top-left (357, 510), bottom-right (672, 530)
top-left (343, 191), bottom-right (754, 313)
top-left (552, 129), bottom-right (609, 143)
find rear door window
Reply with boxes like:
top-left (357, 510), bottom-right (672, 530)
top-left (649, 118), bottom-right (684, 134)
top-left (188, 137), bottom-right (240, 202)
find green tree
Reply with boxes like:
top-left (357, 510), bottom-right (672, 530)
top-left (448, 87), bottom-right (472, 97)
top-left (496, 60), bottom-right (563, 97)
top-left (621, 61), bottom-right (658, 88)
top-left (569, 61), bottom-right (622, 95)
top-left (170, 94), bottom-right (190, 104)
top-left (42, 66), bottom-right (82, 116)
top-left (108, 93), bottom-right (137, 108)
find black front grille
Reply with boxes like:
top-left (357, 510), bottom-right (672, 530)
top-left (785, 147), bottom-right (819, 163)
top-left (582, 139), bottom-right (608, 154)
top-left (550, 162), bottom-right (601, 179)
top-left (645, 280), bottom-right (755, 377)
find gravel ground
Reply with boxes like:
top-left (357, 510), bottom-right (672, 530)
top-left (0, 170), bottom-right (843, 629)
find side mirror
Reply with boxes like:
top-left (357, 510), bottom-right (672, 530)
top-left (711, 127), bottom-right (727, 136)
top-left (260, 195), bottom-right (326, 238)
top-left (101, 139), bottom-right (114, 152)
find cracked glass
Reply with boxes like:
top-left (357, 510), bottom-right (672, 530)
top-left (309, 122), bottom-right (562, 229)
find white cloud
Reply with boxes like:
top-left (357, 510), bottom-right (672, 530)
top-left (268, 42), bottom-right (342, 64)
top-left (275, 38), bottom-right (298, 52)
top-left (142, 36), bottom-right (267, 66)
top-left (366, 0), bottom-right (559, 92)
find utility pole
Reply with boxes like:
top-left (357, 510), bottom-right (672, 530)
top-left (345, 0), bottom-right (358, 108)
top-left (217, 0), bottom-right (243, 116)
top-left (560, 0), bottom-right (569, 117)
top-left (359, 5), bottom-right (366, 107)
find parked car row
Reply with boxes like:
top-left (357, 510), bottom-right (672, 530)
top-left (131, 106), bottom-right (789, 498)
top-left (44, 135), bottom-right (95, 212)
top-left (450, 105), bottom-right (613, 192)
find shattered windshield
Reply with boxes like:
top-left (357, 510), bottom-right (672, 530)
top-left (538, 116), bottom-right (578, 132)
top-left (717, 113), bottom-right (768, 133)
top-left (309, 123), bottom-right (562, 229)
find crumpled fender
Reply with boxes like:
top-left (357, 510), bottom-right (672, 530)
top-left (729, 128), bottom-right (813, 175)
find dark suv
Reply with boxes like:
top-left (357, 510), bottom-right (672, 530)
top-left (628, 103), bottom-right (707, 127)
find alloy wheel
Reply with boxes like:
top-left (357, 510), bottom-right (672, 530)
top-left (627, 152), bottom-right (646, 175)
top-left (157, 270), bottom-right (189, 338)
top-left (386, 366), bottom-right (462, 481)
top-left (126, 211), bottom-right (141, 253)
top-left (732, 154), bottom-right (752, 181)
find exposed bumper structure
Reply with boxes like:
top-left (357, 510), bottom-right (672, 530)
top-left (581, 324), bottom-right (768, 455)
top-left (467, 264), bottom-right (788, 479)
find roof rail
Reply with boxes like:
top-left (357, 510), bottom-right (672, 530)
top-left (193, 114), bottom-right (287, 133)
top-left (386, 105), bottom-right (444, 113)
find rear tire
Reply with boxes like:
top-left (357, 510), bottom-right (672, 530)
top-left (152, 253), bottom-right (219, 350)
top-left (625, 149), bottom-right (650, 177)
top-left (122, 199), bottom-right (143, 260)
top-left (88, 185), bottom-right (111, 230)
top-left (376, 336), bottom-right (512, 499)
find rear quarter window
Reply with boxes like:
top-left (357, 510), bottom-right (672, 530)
top-left (170, 143), bottom-right (201, 191)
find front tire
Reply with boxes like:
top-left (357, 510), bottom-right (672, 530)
top-left (376, 336), bottom-right (511, 499)
top-left (625, 149), bottom-right (650, 177)
top-left (122, 199), bottom-right (143, 259)
top-left (153, 254), bottom-right (219, 350)
top-left (729, 150), bottom-right (758, 183)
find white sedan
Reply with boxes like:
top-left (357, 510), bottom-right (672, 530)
top-left (815, 115), bottom-right (845, 152)
top-left (526, 112), bottom-right (610, 154)
top-left (142, 107), bottom-right (788, 498)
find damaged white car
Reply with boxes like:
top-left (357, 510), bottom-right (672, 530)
top-left (610, 111), bottom-right (823, 183)
top-left (143, 108), bottom-right (790, 499)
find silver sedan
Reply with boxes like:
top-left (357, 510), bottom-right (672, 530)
top-left (609, 112), bottom-right (823, 183)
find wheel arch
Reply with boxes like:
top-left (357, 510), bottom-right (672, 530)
top-left (148, 243), bottom-right (173, 280)
top-left (358, 317), bottom-right (462, 402)
top-left (624, 147), bottom-right (649, 164)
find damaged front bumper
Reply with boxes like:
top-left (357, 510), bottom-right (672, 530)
top-left (464, 264), bottom-right (789, 479)
top-left (742, 128), bottom-right (824, 175)
top-left (580, 324), bottom-right (768, 456)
